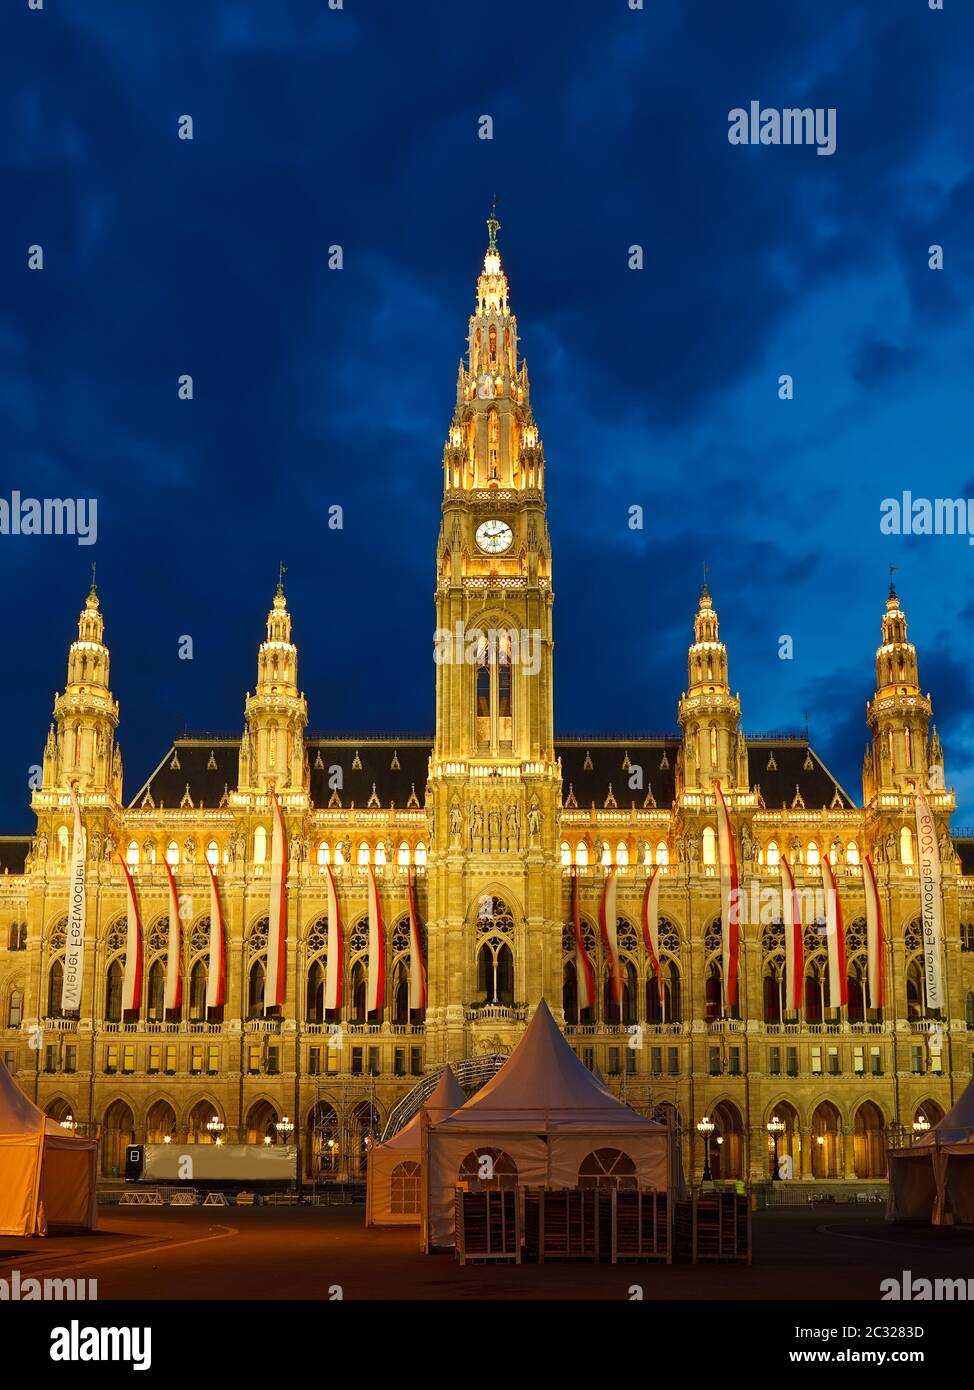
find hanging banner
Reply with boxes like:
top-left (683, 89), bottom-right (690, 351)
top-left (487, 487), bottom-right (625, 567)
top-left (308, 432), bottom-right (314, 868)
top-left (915, 791), bottom-right (945, 1010)
top-left (264, 788), bottom-right (288, 1012)
top-left (366, 865), bottom-right (385, 1014)
top-left (61, 784), bottom-right (87, 1012)
top-left (714, 782), bottom-right (739, 1008)
top-left (641, 866), bottom-right (663, 1005)
top-left (205, 858), bottom-right (226, 1010)
top-left (407, 871), bottom-right (427, 1011)
top-left (779, 856), bottom-right (804, 1013)
top-left (820, 855), bottom-right (848, 1009)
top-left (599, 868), bottom-right (621, 1005)
top-left (162, 857), bottom-right (183, 1013)
top-left (571, 871), bottom-right (595, 1011)
top-left (324, 863), bottom-right (344, 1011)
top-left (118, 853), bottom-right (143, 1014)
top-left (864, 854), bottom-right (886, 1010)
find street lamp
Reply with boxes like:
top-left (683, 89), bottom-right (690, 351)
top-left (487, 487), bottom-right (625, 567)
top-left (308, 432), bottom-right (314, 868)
top-left (697, 1115), bottom-right (715, 1183)
top-left (767, 1115), bottom-right (786, 1180)
top-left (275, 1115), bottom-right (294, 1144)
top-left (59, 1113), bottom-right (75, 1131)
top-left (912, 1114), bottom-right (931, 1143)
top-left (206, 1115), bottom-right (225, 1146)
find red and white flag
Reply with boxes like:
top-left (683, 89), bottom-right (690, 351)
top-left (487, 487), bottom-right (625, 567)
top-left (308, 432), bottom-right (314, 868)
top-left (162, 856), bottom-right (182, 1013)
top-left (324, 863), bottom-right (343, 1011)
top-left (264, 789), bottom-right (287, 1012)
top-left (205, 858), bottom-right (226, 1010)
top-left (642, 866), bottom-right (663, 1005)
top-left (366, 865), bottom-right (385, 1014)
top-left (864, 854), bottom-right (885, 1010)
top-left (779, 856), bottom-right (804, 1013)
top-left (599, 868), bottom-right (621, 1006)
top-left (714, 782), bottom-right (739, 1009)
top-left (61, 783), bottom-right (87, 1012)
top-left (571, 872), bottom-right (595, 1011)
top-left (820, 855), bottom-right (848, 1009)
top-left (117, 853), bottom-right (143, 1014)
top-left (407, 872), bottom-right (427, 1011)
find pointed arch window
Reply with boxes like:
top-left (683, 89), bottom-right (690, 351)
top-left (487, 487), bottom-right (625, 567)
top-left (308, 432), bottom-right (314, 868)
top-left (616, 842), bottom-right (629, 867)
top-left (900, 826), bottom-right (915, 865)
top-left (8, 989), bottom-right (23, 1028)
top-left (206, 841), bottom-right (219, 867)
top-left (576, 842), bottom-right (589, 867)
top-left (846, 841), bottom-right (860, 866)
top-left (905, 726), bottom-right (913, 769)
top-left (126, 841), bottom-right (139, 867)
top-left (806, 841), bottom-right (820, 867)
top-left (560, 841), bottom-right (571, 867)
top-left (702, 826), bottom-right (717, 866)
top-left (166, 841), bottom-right (180, 867)
top-left (357, 842), bottom-right (370, 866)
top-left (475, 630), bottom-right (515, 753)
top-left (656, 841), bottom-right (669, 866)
top-left (398, 842), bottom-right (410, 867)
top-left (766, 840), bottom-right (779, 867)
top-left (374, 842), bottom-right (387, 867)
top-left (317, 841), bottom-right (330, 867)
top-left (414, 842), bottom-right (427, 868)
top-left (709, 725), bottom-right (719, 768)
top-left (56, 826), bottom-right (69, 866)
top-left (253, 828), bottom-right (267, 865)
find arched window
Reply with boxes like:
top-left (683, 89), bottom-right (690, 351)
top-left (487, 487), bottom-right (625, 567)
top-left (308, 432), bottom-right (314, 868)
top-left (709, 725), bottom-right (719, 768)
top-left (900, 826), bottom-right (915, 865)
top-left (458, 1147), bottom-right (518, 1189)
top-left (357, 842), bottom-right (370, 866)
top-left (189, 959), bottom-right (207, 1020)
top-left (560, 842), bottom-right (571, 867)
top-left (253, 828), bottom-right (267, 865)
top-left (702, 827), bottom-right (717, 866)
top-left (126, 841), bottom-right (139, 867)
top-left (497, 634), bottom-right (513, 745)
top-left (374, 842), bottom-right (387, 867)
top-left (475, 637), bottom-right (491, 747)
top-left (576, 843), bottom-right (589, 867)
top-left (656, 841), bottom-right (668, 867)
top-left (105, 959), bottom-right (124, 1023)
top-left (7, 989), bottom-right (23, 1028)
top-left (146, 959), bottom-right (165, 1020)
top-left (846, 841), bottom-right (859, 866)
top-left (766, 841), bottom-right (779, 867)
top-left (56, 826), bottom-right (69, 866)
top-left (616, 842), bottom-right (629, 867)
top-left (905, 726), bottom-right (913, 768)
top-left (578, 1147), bottom-right (638, 1191)
top-left (206, 841), bottom-right (219, 867)
top-left (317, 841), bottom-right (330, 867)
top-left (47, 958), bottom-right (64, 1016)
top-left (166, 840), bottom-right (179, 867)
top-left (475, 896), bottom-right (515, 1008)
top-left (806, 841), bottom-right (820, 867)
top-left (398, 842), bottom-right (410, 867)
top-left (414, 843), bottom-right (427, 868)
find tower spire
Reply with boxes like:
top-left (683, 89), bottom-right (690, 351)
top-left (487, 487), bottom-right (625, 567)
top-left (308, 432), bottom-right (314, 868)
top-left (487, 195), bottom-right (500, 250)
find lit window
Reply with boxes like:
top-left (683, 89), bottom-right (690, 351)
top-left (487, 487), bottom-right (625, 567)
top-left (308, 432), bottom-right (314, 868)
top-left (807, 842), bottom-right (820, 867)
top-left (601, 843), bottom-right (611, 867)
top-left (398, 842), bottom-right (410, 867)
top-left (767, 841), bottom-right (780, 867)
top-left (317, 841), bottom-right (330, 866)
top-left (616, 842), bottom-right (629, 867)
top-left (374, 842), bottom-right (387, 866)
top-left (900, 827), bottom-right (914, 865)
top-left (414, 843), bottom-right (427, 867)
top-left (57, 826), bottom-right (69, 865)
top-left (656, 841), bottom-right (668, 867)
top-left (126, 841), bottom-right (139, 867)
top-left (206, 841), bottom-right (219, 867)
top-left (846, 842), bottom-right (859, 866)
top-left (358, 842), bottom-right (370, 866)
top-left (702, 826), bottom-right (717, 866)
top-left (576, 843), bottom-right (589, 867)
top-left (333, 842), bottom-right (345, 868)
top-left (167, 841), bottom-right (180, 867)
top-left (252, 829), bottom-right (266, 866)
top-left (560, 841), bottom-right (571, 867)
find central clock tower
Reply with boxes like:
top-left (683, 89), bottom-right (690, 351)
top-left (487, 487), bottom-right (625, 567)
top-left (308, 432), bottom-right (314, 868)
top-left (425, 211), bottom-right (562, 1061)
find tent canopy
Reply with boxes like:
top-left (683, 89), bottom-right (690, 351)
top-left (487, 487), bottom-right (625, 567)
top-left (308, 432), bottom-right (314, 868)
top-left (915, 1076), bottom-right (974, 1149)
top-left (366, 1065), bottom-right (466, 1227)
top-left (382, 1065), bottom-right (467, 1152)
top-left (0, 1062), bottom-right (97, 1237)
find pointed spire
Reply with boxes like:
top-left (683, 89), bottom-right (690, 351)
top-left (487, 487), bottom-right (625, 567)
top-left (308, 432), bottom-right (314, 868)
top-left (888, 563), bottom-right (897, 601)
top-left (700, 561), bottom-right (710, 604)
top-left (486, 194), bottom-right (500, 250)
top-left (89, 561), bottom-right (97, 598)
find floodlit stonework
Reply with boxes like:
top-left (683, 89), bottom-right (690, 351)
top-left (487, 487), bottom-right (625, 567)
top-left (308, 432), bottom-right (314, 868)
top-left (1, 219), bottom-right (973, 1186)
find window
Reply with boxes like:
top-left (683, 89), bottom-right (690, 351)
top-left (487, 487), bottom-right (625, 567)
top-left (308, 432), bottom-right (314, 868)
top-left (410, 1047), bottom-right (423, 1076)
top-left (608, 1047), bottom-right (621, 1076)
top-left (667, 1047), bottom-right (679, 1076)
top-left (357, 842), bottom-right (370, 866)
top-left (811, 1046), bottom-right (822, 1074)
top-left (702, 827), bottom-right (716, 866)
top-left (206, 841), bottom-right (219, 867)
top-left (121, 1045), bottom-right (135, 1074)
top-left (828, 1047), bottom-right (840, 1075)
top-left (252, 828), bottom-right (266, 865)
top-left (164, 1045), bottom-right (177, 1074)
top-left (207, 1046), bottom-right (219, 1073)
top-left (708, 1047), bottom-right (720, 1076)
top-left (911, 1045), bottom-right (924, 1075)
top-left (368, 1046), bottom-right (380, 1076)
top-left (560, 842), bottom-right (571, 867)
top-left (961, 923), bottom-right (974, 952)
top-left (267, 1046), bottom-right (280, 1075)
top-left (247, 1043), bottom-right (261, 1074)
top-left (351, 1047), bottom-right (363, 1075)
top-left (126, 841), bottom-right (139, 867)
top-left (148, 1045), bottom-right (161, 1074)
top-left (900, 827), bottom-right (915, 866)
top-left (374, 842), bottom-right (386, 866)
top-left (7, 989), bottom-right (23, 1028)
top-left (317, 841), bottom-right (330, 867)
top-left (846, 841), bottom-right (860, 866)
top-left (786, 1047), bottom-right (798, 1077)
top-left (398, 842), bottom-right (410, 867)
top-left (414, 843), bottom-right (427, 868)
top-left (769, 1046), bottom-right (781, 1076)
top-left (45, 1045), bottom-right (56, 1073)
top-left (616, 842), bottom-right (629, 867)
top-left (166, 840), bottom-right (179, 867)
top-left (309, 1046), bottom-right (321, 1076)
top-left (64, 1045), bottom-right (77, 1074)
top-left (766, 841), bottom-right (779, 867)
top-left (190, 1045), bottom-right (204, 1074)
top-left (870, 1047), bottom-right (882, 1076)
top-left (656, 841), bottom-right (669, 867)
top-left (391, 1160), bottom-right (422, 1215)
top-left (728, 1047), bottom-right (741, 1076)
top-left (576, 843), bottom-right (589, 867)
top-left (394, 1047), bottom-right (405, 1077)
top-left (650, 1047), bottom-right (662, 1076)
top-left (806, 841), bottom-right (820, 867)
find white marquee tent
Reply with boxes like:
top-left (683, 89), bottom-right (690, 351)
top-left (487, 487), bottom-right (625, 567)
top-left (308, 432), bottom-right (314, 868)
top-left (421, 999), bottom-right (676, 1251)
top-left (366, 1064), bottom-right (466, 1226)
top-left (0, 1062), bottom-right (98, 1237)
top-left (888, 1076), bottom-right (974, 1226)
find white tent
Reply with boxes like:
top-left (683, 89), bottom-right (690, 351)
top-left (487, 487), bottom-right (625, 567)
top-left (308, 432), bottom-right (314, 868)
top-left (366, 1065), bottom-right (466, 1227)
top-left (0, 1062), bottom-right (98, 1237)
top-left (421, 999), bottom-right (675, 1251)
top-left (888, 1078), bottom-right (974, 1226)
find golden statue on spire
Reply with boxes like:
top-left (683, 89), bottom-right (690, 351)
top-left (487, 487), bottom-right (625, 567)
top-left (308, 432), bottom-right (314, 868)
top-left (487, 195), bottom-right (500, 250)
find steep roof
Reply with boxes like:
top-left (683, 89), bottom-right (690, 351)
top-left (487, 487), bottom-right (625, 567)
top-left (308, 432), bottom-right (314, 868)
top-left (918, 1075), bottom-right (974, 1148)
top-left (433, 999), bottom-right (664, 1134)
top-left (380, 1064), bottom-right (466, 1153)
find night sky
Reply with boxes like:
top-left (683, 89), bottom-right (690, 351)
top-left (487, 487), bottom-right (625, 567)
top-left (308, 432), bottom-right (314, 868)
top-left (2, 0), bottom-right (972, 832)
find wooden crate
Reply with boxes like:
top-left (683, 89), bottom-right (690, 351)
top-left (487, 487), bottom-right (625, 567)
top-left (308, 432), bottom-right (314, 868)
top-left (611, 1189), bottom-right (671, 1263)
top-left (523, 1188), bottom-right (601, 1263)
top-left (674, 1192), bottom-right (751, 1264)
top-left (455, 1188), bottom-right (521, 1264)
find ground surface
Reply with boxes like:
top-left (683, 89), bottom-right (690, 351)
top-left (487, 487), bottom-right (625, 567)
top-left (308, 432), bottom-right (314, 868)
top-left (0, 1205), bottom-right (971, 1301)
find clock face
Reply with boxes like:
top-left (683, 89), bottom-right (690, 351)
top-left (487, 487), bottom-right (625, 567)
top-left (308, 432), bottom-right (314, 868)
top-left (475, 519), bottom-right (513, 555)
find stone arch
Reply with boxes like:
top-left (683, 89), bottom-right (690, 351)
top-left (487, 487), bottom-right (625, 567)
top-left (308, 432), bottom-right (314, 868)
top-left (852, 1099), bottom-right (886, 1179)
top-left (145, 1098), bottom-right (177, 1144)
top-left (184, 1096), bottom-right (224, 1143)
top-left (810, 1099), bottom-right (842, 1178)
top-left (710, 1098), bottom-right (745, 1180)
top-left (100, 1097), bottom-right (135, 1178)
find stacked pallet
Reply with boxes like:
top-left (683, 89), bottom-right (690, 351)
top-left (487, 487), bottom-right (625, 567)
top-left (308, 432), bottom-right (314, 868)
top-left (674, 1192), bottom-right (751, 1264)
top-left (523, 1188), bottom-right (601, 1263)
top-left (455, 1188), bottom-right (521, 1264)
top-left (612, 1189), bottom-right (670, 1262)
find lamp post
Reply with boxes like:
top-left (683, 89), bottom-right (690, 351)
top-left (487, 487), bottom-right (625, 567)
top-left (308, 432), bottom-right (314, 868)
top-left (275, 1115), bottom-right (294, 1145)
top-left (912, 1114), bottom-right (931, 1144)
top-left (59, 1113), bottom-right (75, 1131)
top-left (697, 1115), bottom-right (715, 1183)
top-left (767, 1115), bottom-right (785, 1180)
top-left (206, 1115), bottom-right (225, 1146)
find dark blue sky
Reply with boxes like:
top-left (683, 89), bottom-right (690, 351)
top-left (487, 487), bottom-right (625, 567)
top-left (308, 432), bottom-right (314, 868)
top-left (2, 0), bottom-right (973, 831)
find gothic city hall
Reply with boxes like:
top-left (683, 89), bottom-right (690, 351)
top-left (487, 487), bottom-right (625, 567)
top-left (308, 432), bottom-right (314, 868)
top-left (2, 222), bottom-right (973, 1190)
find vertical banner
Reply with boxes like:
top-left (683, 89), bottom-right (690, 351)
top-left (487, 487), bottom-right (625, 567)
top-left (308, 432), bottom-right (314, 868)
top-left (366, 865), bottom-right (385, 1014)
top-left (863, 854), bottom-right (886, 1010)
top-left (820, 855), bottom-right (848, 1009)
top-left (264, 788), bottom-right (287, 1012)
top-left (162, 857), bottom-right (183, 1013)
top-left (324, 863), bottom-right (344, 1011)
top-left (205, 858), bottom-right (226, 1010)
top-left (714, 783), bottom-right (739, 1009)
top-left (641, 865), bottom-right (663, 1005)
top-left (118, 853), bottom-right (143, 1014)
top-left (599, 868), bottom-right (621, 1005)
top-left (779, 856), bottom-right (804, 1012)
top-left (915, 791), bottom-right (945, 1010)
top-left (61, 784), bottom-right (87, 1011)
top-left (571, 871), bottom-right (595, 1011)
top-left (407, 872), bottom-right (427, 1011)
